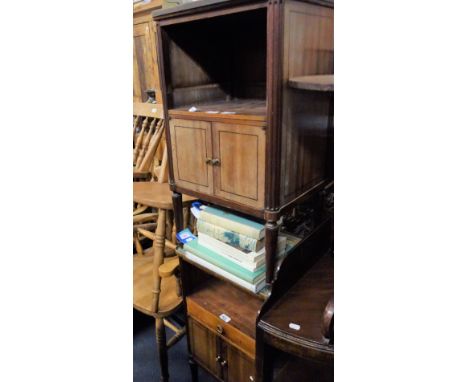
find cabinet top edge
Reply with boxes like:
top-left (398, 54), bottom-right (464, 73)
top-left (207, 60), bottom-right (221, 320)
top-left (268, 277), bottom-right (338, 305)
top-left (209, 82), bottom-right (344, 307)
top-left (152, 0), bottom-right (333, 21)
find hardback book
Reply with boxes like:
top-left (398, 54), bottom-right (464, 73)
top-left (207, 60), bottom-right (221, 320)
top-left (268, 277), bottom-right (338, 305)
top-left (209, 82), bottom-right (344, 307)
top-left (198, 232), bottom-right (266, 272)
top-left (184, 238), bottom-right (265, 284)
top-left (198, 206), bottom-right (265, 240)
top-left (197, 219), bottom-right (264, 252)
top-left (198, 232), bottom-right (287, 268)
top-left (184, 251), bottom-right (266, 293)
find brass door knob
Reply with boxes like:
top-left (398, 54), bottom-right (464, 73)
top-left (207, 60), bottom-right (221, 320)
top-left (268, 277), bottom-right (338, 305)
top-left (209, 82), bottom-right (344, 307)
top-left (212, 158), bottom-right (221, 166)
top-left (205, 158), bottom-right (213, 164)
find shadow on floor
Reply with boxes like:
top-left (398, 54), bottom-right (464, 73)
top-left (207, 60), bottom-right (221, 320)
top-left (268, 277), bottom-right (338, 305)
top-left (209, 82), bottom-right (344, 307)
top-left (134, 310), bottom-right (215, 382)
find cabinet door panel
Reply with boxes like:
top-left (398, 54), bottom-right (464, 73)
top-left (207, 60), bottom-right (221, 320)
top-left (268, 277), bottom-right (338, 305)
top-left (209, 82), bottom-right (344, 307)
top-left (226, 345), bottom-right (256, 382)
top-left (133, 22), bottom-right (160, 103)
top-left (188, 317), bottom-right (219, 377)
top-left (169, 119), bottom-right (213, 194)
top-left (212, 123), bottom-right (265, 209)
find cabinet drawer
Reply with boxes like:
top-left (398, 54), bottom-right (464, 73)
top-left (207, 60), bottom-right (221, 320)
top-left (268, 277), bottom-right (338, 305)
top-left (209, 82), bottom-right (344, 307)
top-left (187, 298), bottom-right (256, 358)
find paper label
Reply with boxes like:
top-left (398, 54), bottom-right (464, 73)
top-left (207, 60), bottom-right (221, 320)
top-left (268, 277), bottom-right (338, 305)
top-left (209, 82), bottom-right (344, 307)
top-left (219, 313), bottom-right (231, 323)
top-left (176, 228), bottom-right (196, 244)
top-left (151, 108), bottom-right (157, 113)
top-left (289, 323), bottom-right (301, 331)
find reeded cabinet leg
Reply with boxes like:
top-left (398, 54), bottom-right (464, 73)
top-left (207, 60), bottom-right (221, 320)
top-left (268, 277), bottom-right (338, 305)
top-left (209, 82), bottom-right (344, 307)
top-left (172, 192), bottom-right (184, 234)
top-left (265, 220), bottom-right (279, 285)
top-left (189, 356), bottom-right (198, 382)
top-left (155, 318), bottom-right (169, 382)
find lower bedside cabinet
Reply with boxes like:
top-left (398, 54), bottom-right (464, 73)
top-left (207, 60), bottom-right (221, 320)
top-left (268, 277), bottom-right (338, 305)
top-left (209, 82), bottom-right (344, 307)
top-left (188, 316), bottom-right (256, 382)
top-left (184, 276), bottom-right (262, 382)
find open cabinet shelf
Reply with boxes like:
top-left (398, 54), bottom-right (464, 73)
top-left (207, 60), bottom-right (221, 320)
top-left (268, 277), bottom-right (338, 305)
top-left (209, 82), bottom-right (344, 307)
top-left (288, 75), bottom-right (334, 92)
top-left (168, 98), bottom-right (267, 121)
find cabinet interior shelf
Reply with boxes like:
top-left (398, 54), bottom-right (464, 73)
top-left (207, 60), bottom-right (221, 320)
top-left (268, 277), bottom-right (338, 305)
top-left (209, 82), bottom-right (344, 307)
top-left (288, 75), bottom-right (334, 92)
top-left (178, 248), bottom-right (269, 300)
top-left (169, 98), bottom-right (267, 121)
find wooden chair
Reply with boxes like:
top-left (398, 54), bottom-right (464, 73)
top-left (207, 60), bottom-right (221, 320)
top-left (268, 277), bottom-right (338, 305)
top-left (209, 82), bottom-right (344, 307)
top-left (133, 182), bottom-right (196, 382)
top-left (133, 103), bottom-right (197, 381)
top-left (133, 102), bottom-right (167, 182)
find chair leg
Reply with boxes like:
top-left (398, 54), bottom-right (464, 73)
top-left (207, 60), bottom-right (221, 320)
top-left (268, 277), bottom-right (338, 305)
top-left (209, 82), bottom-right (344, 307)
top-left (189, 356), bottom-right (198, 382)
top-left (155, 318), bottom-right (169, 382)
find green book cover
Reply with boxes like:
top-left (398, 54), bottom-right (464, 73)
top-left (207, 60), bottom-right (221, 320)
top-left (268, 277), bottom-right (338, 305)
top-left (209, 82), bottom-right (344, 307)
top-left (184, 238), bottom-right (265, 283)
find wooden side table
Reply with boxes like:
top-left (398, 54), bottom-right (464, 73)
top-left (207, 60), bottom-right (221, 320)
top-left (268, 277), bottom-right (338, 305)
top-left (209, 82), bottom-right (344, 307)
top-left (256, 254), bottom-right (334, 382)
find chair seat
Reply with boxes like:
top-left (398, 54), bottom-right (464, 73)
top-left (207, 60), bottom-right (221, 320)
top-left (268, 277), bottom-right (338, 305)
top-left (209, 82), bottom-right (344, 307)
top-left (133, 182), bottom-right (197, 209)
top-left (133, 254), bottom-right (183, 317)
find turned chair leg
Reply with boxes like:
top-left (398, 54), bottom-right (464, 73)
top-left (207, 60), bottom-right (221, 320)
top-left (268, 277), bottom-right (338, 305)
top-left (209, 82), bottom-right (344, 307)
top-left (189, 356), bottom-right (198, 382)
top-left (155, 318), bottom-right (169, 382)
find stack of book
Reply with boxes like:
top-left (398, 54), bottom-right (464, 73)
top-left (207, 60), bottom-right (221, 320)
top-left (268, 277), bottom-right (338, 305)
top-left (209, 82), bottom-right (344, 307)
top-left (183, 206), bottom-right (298, 293)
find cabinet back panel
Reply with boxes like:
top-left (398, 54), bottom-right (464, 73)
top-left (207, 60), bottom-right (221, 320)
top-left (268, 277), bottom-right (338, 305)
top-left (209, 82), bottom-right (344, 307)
top-left (280, 1), bottom-right (333, 205)
top-left (134, 35), bottom-right (151, 102)
top-left (284, 1), bottom-right (333, 78)
top-left (281, 91), bottom-right (331, 204)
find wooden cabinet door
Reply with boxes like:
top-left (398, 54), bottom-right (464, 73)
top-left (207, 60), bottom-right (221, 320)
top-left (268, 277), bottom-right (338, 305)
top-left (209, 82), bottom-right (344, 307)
top-left (188, 317), bottom-right (220, 377)
top-left (211, 123), bottom-right (265, 209)
top-left (226, 345), bottom-right (256, 382)
top-left (169, 119), bottom-right (214, 195)
top-left (133, 22), bottom-right (160, 103)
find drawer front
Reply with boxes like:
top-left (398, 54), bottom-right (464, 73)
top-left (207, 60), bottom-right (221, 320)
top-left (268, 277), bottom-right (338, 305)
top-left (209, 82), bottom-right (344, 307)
top-left (187, 299), bottom-right (255, 358)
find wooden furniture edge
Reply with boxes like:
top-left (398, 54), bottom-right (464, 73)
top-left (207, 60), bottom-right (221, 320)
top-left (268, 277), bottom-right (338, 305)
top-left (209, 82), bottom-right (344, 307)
top-left (187, 300), bottom-right (257, 358)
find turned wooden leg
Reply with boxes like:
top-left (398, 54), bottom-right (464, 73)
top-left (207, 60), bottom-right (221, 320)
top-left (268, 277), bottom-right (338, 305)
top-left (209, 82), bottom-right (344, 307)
top-left (151, 209), bottom-right (167, 312)
top-left (189, 356), bottom-right (198, 382)
top-left (155, 318), bottom-right (169, 382)
top-left (172, 192), bottom-right (184, 234)
top-left (265, 220), bottom-right (279, 285)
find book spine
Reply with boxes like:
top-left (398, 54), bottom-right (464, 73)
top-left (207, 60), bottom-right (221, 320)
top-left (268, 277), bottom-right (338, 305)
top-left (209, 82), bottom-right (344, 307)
top-left (185, 252), bottom-right (265, 293)
top-left (199, 211), bottom-right (263, 240)
top-left (197, 220), bottom-right (263, 252)
top-left (198, 233), bottom-right (264, 272)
